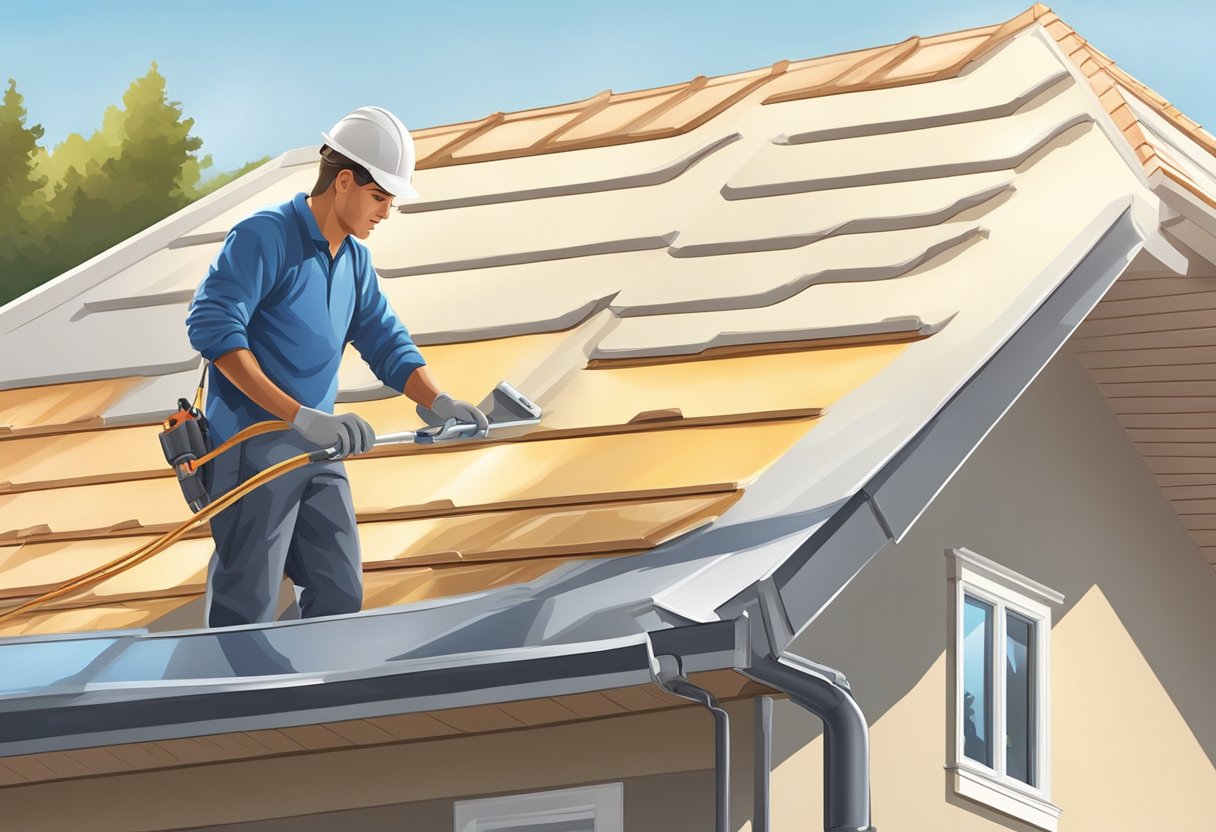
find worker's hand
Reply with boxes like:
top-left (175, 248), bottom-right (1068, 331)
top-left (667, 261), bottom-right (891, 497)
top-left (291, 406), bottom-right (375, 458)
top-left (419, 393), bottom-right (489, 439)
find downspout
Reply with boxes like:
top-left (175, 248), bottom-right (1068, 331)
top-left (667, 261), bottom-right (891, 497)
top-left (652, 653), bottom-right (731, 832)
top-left (739, 597), bottom-right (878, 832)
top-left (755, 696), bottom-right (773, 832)
top-left (743, 651), bottom-right (875, 832)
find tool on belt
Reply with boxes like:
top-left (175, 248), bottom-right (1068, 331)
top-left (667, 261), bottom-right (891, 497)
top-left (0, 379), bottom-right (542, 624)
top-left (159, 361), bottom-right (214, 511)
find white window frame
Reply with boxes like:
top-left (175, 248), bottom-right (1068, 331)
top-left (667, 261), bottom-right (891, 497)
top-left (454, 782), bottom-right (623, 832)
top-left (946, 547), bottom-right (1064, 831)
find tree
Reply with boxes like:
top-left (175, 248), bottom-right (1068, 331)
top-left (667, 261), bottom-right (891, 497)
top-left (0, 78), bottom-right (53, 305)
top-left (197, 155), bottom-right (272, 199)
top-left (46, 62), bottom-right (211, 268)
top-left (2, 64), bottom-right (272, 308)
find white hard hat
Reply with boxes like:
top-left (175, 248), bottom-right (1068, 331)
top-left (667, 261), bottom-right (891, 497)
top-left (321, 106), bottom-right (419, 198)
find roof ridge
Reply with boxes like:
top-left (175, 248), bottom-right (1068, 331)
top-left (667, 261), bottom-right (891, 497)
top-left (406, 5), bottom-right (1060, 171)
top-left (1034, 6), bottom-right (1216, 197)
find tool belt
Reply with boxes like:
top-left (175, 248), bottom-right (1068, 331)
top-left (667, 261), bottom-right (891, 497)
top-left (159, 361), bottom-right (215, 511)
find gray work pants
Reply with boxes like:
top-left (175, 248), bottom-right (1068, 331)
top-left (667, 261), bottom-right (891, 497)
top-left (203, 430), bottom-right (363, 627)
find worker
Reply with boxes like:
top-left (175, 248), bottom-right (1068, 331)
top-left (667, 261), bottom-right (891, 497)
top-left (186, 106), bottom-right (488, 628)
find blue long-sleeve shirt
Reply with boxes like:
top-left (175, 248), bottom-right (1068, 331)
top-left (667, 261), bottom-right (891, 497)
top-left (186, 192), bottom-right (425, 445)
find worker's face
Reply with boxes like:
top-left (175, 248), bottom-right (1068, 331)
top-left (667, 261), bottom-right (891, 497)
top-left (333, 169), bottom-right (395, 239)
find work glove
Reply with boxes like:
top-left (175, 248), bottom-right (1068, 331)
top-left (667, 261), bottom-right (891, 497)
top-left (418, 392), bottom-right (489, 439)
top-left (291, 406), bottom-right (375, 459)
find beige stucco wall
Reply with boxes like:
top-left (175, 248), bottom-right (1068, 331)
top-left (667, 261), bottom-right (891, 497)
top-left (772, 344), bottom-right (1216, 831)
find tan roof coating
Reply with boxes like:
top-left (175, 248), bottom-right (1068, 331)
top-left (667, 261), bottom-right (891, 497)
top-left (0, 336), bottom-right (906, 633)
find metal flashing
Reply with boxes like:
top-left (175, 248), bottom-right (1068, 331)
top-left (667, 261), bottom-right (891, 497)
top-left (864, 203), bottom-right (1142, 539)
top-left (0, 615), bottom-right (754, 757)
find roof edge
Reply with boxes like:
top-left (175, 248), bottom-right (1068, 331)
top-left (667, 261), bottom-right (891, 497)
top-left (718, 201), bottom-right (1145, 646)
top-left (0, 616), bottom-right (744, 757)
top-left (0, 151), bottom-right (303, 337)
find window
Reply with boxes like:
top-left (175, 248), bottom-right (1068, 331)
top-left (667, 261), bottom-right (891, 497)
top-left (946, 547), bottom-right (1063, 831)
top-left (454, 783), bottom-right (623, 832)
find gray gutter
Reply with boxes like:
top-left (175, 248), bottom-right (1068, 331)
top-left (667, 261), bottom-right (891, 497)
top-left (653, 655), bottom-right (732, 832)
top-left (0, 619), bottom-right (742, 757)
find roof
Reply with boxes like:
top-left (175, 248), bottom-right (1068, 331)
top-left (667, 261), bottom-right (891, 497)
top-left (1, 4), bottom-right (1214, 771)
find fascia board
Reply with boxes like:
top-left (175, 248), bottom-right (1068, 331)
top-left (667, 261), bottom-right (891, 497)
top-left (1150, 168), bottom-right (1216, 244)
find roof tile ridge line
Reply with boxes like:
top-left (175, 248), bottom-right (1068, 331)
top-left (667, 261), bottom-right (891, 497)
top-left (0, 417), bottom-right (153, 442)
top-left (637, 59), bottom-right (789, 128)
top-left (1028, 26), bottom-right (1156, 191)
top-left (1111, 89), bottom-right (1163, 172)
top-left (768, 15), bottom-right (1004, 78)
top-left (0, 484), bottom-right (743, 547)
top-left (759, 5), bottom-right (1048, 107)
top-left (530, 89), bottom-right (615, 148)
top-left (760, 44), bottom-right (896, 106)
top-left (0, 408), bottom-right (820, 496)
top-left (656, 59), bottom-right (792, 132)
top-left (409, 63), bottom-right (781, 168)
top-left (934, 3), bottom-right (1055, 80)
top-left (420, 111), bottom-right (508, 167)
top-left (1041, 9), bottom-right (1213, 158)
top-left (1036, 11), bottom-right (1088, 58)
top-left (3, 520), bottom-right (720, 606)
top-left (60, 488), bottom-right (742, 546)
top-left (1109, 72), bottom-right (1216, 161)
top-left (827, 35), bottom-right (922, 90)
top-left (553, 61), bottom-right (789, 148)
top-left (614, 75), bottom-right (712, 136)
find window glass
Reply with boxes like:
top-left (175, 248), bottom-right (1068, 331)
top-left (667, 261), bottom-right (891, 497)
top-left (962, 595), bottom-right (994, 767)
top-left (1006, 610), bottom-right (1036, 786)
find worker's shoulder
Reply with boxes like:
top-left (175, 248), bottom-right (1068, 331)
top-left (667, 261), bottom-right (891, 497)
top-left (227, 197), bottom-right (297, 242)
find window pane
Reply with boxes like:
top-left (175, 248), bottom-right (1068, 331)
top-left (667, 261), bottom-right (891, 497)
top-left (1006, 611), bottom-right (1036, 786)
top-left (962, 595), bottom-right (994, 768)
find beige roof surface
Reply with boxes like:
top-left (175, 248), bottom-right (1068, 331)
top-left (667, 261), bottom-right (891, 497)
top-left (1, 4), bottom-right (1214, 640)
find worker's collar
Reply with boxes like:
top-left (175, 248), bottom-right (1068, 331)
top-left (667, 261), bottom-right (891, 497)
top-left (292, 192), bottom-right (346, 254)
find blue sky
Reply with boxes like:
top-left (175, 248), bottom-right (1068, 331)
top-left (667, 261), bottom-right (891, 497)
top-left (2, 1), bottom-right (1212, 179)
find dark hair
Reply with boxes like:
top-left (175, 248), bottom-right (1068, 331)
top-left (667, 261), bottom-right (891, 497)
top-left (311, 145), bottom-right (377, 197)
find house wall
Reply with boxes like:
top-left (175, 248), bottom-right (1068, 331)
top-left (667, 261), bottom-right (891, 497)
top-left (772, 345), bottom-right (1216, 831)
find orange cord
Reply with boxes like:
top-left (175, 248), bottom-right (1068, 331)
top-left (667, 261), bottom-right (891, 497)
top-left (186, 420), bottom-right (290, 472)
top-left (0, 451), bottom-right (314, 625)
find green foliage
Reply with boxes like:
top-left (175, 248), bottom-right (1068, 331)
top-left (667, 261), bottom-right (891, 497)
top-left (0, 64), bottom-right (270, 309)
top-left (197, 155), bottom-right (272, 198)
top-left (0, 78), bottom-right (54, 303)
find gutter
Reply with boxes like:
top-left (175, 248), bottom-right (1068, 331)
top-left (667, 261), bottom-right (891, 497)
top-left (0, 622), bottom-right (741, 757)
top-left (653, 654), bottom-right (731, 832)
